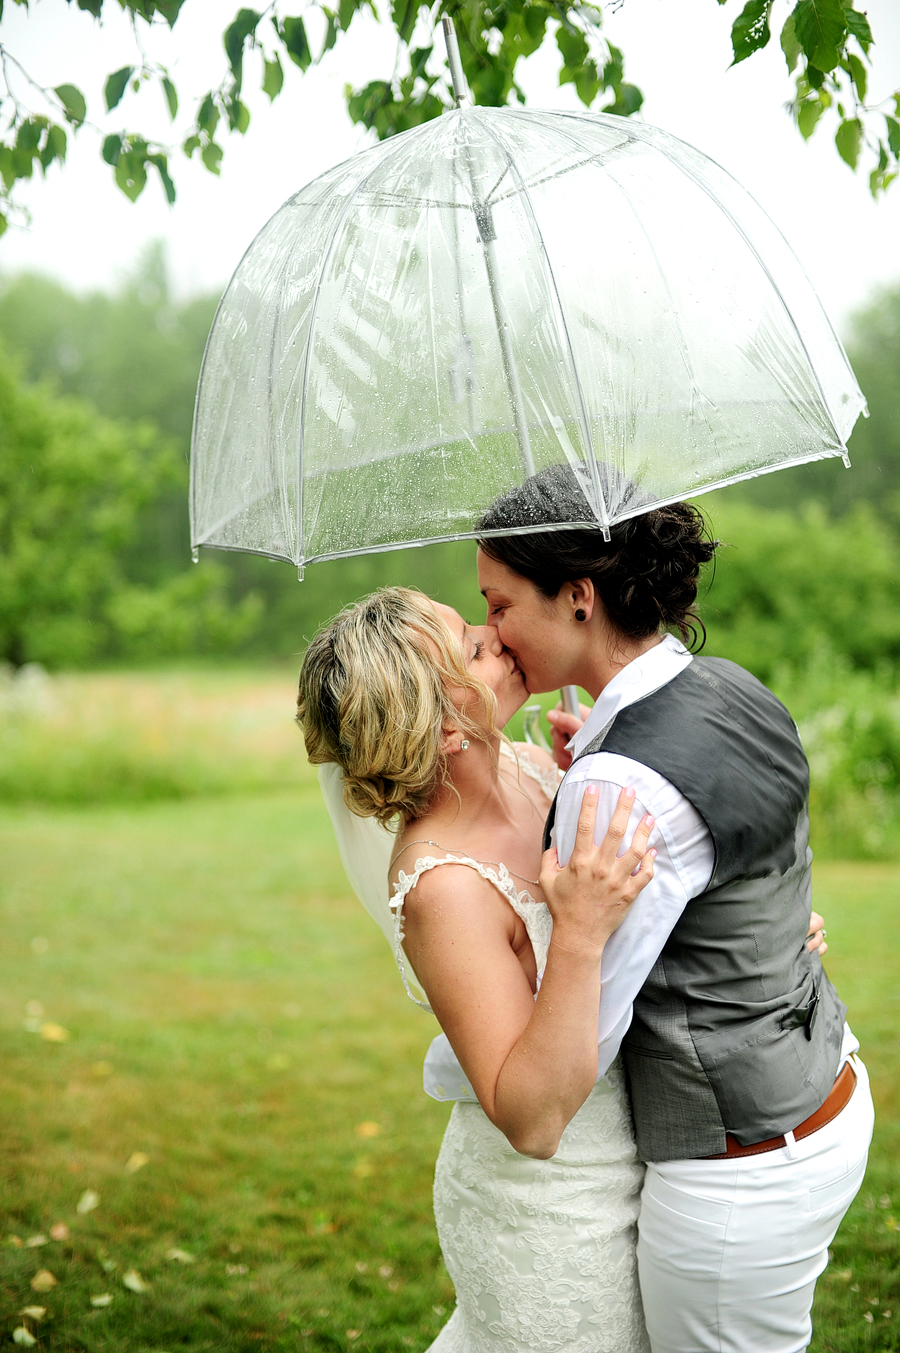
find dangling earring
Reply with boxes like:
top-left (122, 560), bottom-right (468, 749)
top-left (460, 739), bottom-right (470, 751)
top-left (575, 609), bottom-right (587, 622)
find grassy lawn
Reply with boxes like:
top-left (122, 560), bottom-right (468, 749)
top-left (0, 737), bottom-right (898, 1348)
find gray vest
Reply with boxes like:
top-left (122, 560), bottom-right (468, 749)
top-left (545, 657), bottom-right (847, 1162)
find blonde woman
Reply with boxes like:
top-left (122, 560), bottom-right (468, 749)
top-left (298, 586), bottom-right (657, 1352)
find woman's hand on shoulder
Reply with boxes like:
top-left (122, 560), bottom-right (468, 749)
top-left (539, 786), bottom-right (656, 956)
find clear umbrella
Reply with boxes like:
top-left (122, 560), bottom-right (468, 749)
top-left (190, 37), bottom-right (865, 575)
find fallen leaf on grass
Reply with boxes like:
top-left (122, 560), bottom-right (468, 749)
top-left (91, 1294), bottom-right (113, 1308)
top-left (122, 1269), bottom-right (149, 1293)
top-left (865, 1312), bottom-right (875, 1323)
top-left (76, 1189), bottom-right (100, 1214)
top-left (12, 1327), bottom-right (37, 1346)
top-left (30, 1270), bottom-right (58, 1292)
top-left (346, 1330), bottom-right (361, 1340)
top-left (40, 1022), bottom-right (70, 1042)
top-left (49, 1223), bottom-right (69, 1241)
top-left (7, 1235), bottom-right (24, 1247)
top-left (378, 1265), bottom-right (393, 1279)
top-left (355, 1262), bottom-right (368, 1273)
top-left (166, 1248), bottom-right (196, 1264)
top-left (18, 1309), bottom-right (46, 1321)
top-left (226, 1263), bottom-right (248, 1276)
top-left (24, 1235), bottom-right (48, 1248)
top-left (354, 1121), bottom-right (381, 1138)
top-left (125, 1152), bottom-right (149, 1174)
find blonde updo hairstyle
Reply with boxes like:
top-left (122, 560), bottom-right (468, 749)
top-left (297, 587), bottom-right (498, 828)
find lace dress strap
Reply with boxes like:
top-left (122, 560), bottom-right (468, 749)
top-left (499, 740), bottom-right (563, 802)
top-left (390, 854), bottom-right (552, 1011)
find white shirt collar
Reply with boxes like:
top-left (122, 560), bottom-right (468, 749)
top-left (569, 633), bottom-right (692, 759)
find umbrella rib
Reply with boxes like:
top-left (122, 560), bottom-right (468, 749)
top-left (476, 117), bottom-right (609, 536)
top-left (647, 134), bottom-right (849, 446)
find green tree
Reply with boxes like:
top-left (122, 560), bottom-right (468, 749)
top-left (0, 343), bottom-right (258, 667)
top-left (0, 0), bottom-right (896, 236)
top-left (700, 498), bottom-right (900, 681)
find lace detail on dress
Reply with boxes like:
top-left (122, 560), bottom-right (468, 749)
top-left (390, 843), bottom-right (648, 1352)
top-left (428, 1058), bottom-right (649, 1353)
top-left (500, 740), bottom-right (563, 803)
top-left (390, 855), bottom-right (554, 1012)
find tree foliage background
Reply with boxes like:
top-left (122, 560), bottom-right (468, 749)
top-left (1, 243), bottom-right (900, 674)
top-left (0, 0), bottom-right (898, 237)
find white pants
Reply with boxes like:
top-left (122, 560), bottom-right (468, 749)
top-left (637, 1056), bottom-right (875, 1353)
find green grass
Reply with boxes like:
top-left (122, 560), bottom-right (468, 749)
top-left (0, 707), bottom-right (898, 1350)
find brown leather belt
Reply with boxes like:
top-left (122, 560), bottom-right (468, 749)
top-left (705, 1060), bottom-right (857, 1160)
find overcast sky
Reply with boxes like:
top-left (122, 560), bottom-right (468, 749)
top-left (1, 0), bottom-right (898, 331)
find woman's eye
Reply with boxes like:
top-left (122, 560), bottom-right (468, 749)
top-left (472, 641), bottom-right (484, 660)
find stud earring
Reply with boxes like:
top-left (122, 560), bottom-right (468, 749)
top-left (575, 608), bottom-right (587, 622)
top-left (460, 739), bottom-right (470, 750)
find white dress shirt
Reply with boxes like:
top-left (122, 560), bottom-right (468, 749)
top-left (552, 633), bottom-right (714, 1078)
top-left (423, 634), bottom-right (714, 1100)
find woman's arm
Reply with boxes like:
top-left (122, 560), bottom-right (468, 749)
top-left (400, 788), bottom-right (655, 1159)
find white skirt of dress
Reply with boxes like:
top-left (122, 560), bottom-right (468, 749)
top-left (427, 1059), bottom-right (650, 1353)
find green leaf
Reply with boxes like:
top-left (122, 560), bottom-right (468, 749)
top-left (182, 133), bottom-right (202, 156)
top-left (846, 51), bottom-right (866, 103)
top-left (148, 152), bottom-right (176, 204)
top-left (54, 83), bottom-right (86, 125)
top-left (76, 0), bottom-right (102, 15)
top-left (162, 75), bottom-right (178, 118)
top-left (102, 132), bottom-right (122, 166)
top-left (104, 66), bottom-right (133, 112)
top-left (409, 45), bottom-right (431, 79)
top-left (885, 116), bottom-right (900, 158)
top-left (390, 0), bottom-right (416, 46)
top-left (262, 56), bottom-right (283, 100)
top-left (115, 149), bottom-right (147, 202)
top-left (16, 119), bottom-right (42, 153)
top-left (792, 0), bottom-right (846, 73)
top-left (227, 97), bottom-right (250, 133)
top-left (843, 5), bottom-right (873, 53)
top-left (780, 14), bottom-right (801, 73)
top-left (321, 12), bottom-right (338, 57)
top-left (0, 146), bottom-right (16, 191)
top-left (197, 93), bottom-right (219, 137)
top-left (604, 82), bottom-right (643, 117)
top-left (797, 96), bottom-right (826, 138)
top-left (835, 115), bottom-right (862, 168)
top-left (224, 8), bottom-right (261, 82)
top-left (556, 24), bottom-right (590, 72)
top-left (281, 16), bottom-right (311, 70)
top-left (0, 211), bottom-right (7, 240)
top-left (200, 140), bottom-right (223, 174)
top-left (338, 0), bottom-right (361, 30)
top-left (39, 123), bottom-right (67, 169)
top-left (731, 0), bottom-right (772, 65)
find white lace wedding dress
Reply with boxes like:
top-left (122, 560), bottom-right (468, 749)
top-left (389, 755), bottom-right (650, 1353)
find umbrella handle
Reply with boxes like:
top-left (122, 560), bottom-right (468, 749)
top-left (560, 685), bottom-right (581, 718)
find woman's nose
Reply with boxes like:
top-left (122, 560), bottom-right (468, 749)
top-left (477, 625), bottom-right (504, 655)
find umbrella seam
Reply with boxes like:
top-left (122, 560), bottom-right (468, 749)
top-left (475, 112), bottom-right (608, 533)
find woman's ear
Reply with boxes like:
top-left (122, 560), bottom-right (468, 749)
top-left (570, 578), bottom-right (595, 623)
top-left (441, 725), bottom-right (465, 755)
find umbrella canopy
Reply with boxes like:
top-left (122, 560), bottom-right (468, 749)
top-left (190, 105), bottom-right (866, 571)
